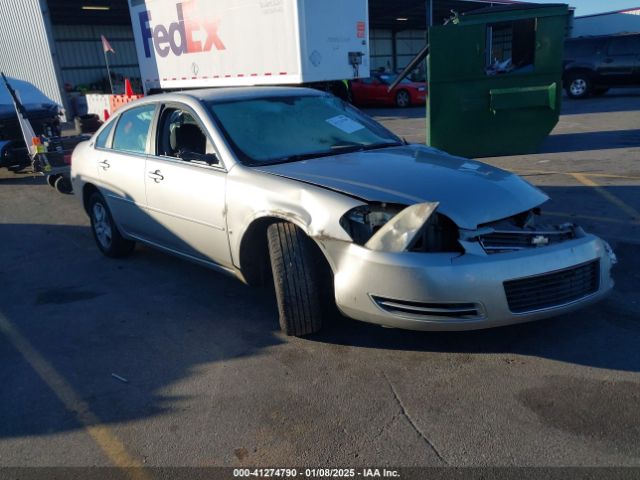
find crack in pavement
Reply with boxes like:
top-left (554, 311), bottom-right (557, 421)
top-left (382, 372), bottom-right (448, 465)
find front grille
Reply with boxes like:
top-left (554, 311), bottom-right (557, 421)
top-left (504, 260), bottom-right (600, 314)
top-left (372, 296), bottom-right (480, 319)
top-left (480, 228), bottom-right (575, 254)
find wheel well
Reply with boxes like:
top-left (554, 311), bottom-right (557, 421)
top-left (82, 183), bottom-right (99, 215)
top-left (238, 217), bottom-right (333, 287)
top-left (563, 68), bottom-right (594, 85)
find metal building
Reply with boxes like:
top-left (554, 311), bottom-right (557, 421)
top-left (0, 0), bottom-right (535, 119)
top-left (572, 7), bottom-right (640, 37)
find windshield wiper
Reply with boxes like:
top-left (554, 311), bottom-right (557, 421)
top-left (256, 142), bottom-right (404, 166)
top-left (359, 142), bottom-right (404, 151)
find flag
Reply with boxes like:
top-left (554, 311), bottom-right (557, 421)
top-left (101, 35), bottom-right (115, 54)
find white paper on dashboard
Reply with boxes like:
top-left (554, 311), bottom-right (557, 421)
top-left (326, 115), bottom-right (365, 134)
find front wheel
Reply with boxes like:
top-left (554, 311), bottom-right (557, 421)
top-left (88, 192), bottom-right (135, 258)
top-left (566, 74), bottom-right (592, 99)
top-left (267, 222), bottom-right (323, 336)
top-left (395, 90), bottom-right (411, 108)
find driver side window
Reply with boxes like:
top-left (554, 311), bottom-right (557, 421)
top-left (156, 107), bottom-right (216, 164)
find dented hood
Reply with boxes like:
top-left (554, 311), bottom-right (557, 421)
top-left (255, 145), bottom-right (548, 230)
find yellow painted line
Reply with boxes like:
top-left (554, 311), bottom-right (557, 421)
top-left (586, 172), bottom-right (640, 181)
top-left (514, 169), bottom-right (640, 181)
top-left (0, 313), bottom-right (150, 480)
top-left (570, 172), bottom-right (640, 225)
top-left (544, 211), bottom-right (632, 225)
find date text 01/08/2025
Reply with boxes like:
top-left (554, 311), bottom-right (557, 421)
top-left (232, 468), bottom-right (401, 478)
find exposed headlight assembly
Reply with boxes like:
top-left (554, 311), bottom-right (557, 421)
top-left (341, 202), bottom-right (455, 253)
top-left (365, 202), bottom-right (439, 253)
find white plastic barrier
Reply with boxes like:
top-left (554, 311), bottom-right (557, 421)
top-left (85, 94), bottom-right (112, 121)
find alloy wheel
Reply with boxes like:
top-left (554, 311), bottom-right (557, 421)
top-left (92, 202), bottom-right (112, 249)
top-left (570, 79), bottom-right (587, 97)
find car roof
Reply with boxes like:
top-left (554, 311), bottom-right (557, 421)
top-left (142, 86), bottom-right (324, 105)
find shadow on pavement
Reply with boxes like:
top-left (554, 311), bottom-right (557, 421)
top-left (0, 174), bottom-right (46, 186)
top-left (540, 129), bottom-right (640, 154)
top-left (561, 89), bottom-right (640, 115)
top-left (0, 221), bottom-right (282, 439)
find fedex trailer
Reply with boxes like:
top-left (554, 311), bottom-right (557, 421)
top-left (129, 0), bottom-right (370, 95)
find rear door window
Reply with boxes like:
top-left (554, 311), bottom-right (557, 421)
top-left (565, 40), bottom-right (599, 57)
top-left (112, 104), bottom-right (155, 154)
top-left (95, 120), bottom-right (115, 149)
top-left (608, 36), bottom-right (640, 56)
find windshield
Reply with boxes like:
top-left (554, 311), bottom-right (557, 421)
top-left (207, 94), bottom-right (402, 165)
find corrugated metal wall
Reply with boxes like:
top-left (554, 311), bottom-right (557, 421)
top-left (0, 0), bottom-right (65, 108)
top-left (52, 24), bottom-right (141, 91)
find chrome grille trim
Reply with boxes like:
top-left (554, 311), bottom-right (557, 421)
top-left (372, 297), bottom-right (481, 319)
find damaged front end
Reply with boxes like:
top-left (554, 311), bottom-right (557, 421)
top-left (459, 209), bottom-right (587, 256)
top-left (339, 201), bottom-right (592, 258)
top-left (330, 201), bottom-right (615, 330)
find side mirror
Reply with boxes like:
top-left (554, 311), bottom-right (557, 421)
top-left (177, 149), bottom-right (219, 166)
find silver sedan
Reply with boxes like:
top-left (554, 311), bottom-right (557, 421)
top-left (71, 87), bottom-right (616, 336)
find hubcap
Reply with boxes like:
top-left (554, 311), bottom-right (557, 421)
top-left (92, 202), bottom-right (112, 249)
top-left (570, 79), bottom-right (587, 96)
top-left (397, 91), bottom-right (410, 107)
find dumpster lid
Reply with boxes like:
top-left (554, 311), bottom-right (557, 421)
top-left (455, 2), bottom-right (569, 24)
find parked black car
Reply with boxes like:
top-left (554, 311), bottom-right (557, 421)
top-left (563, 33), bottom-right (640, 99)
top-left (0, 78), bottom-right (62, 170)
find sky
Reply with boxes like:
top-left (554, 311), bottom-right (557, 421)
top-left (532, 0), bottom-right (640, 16)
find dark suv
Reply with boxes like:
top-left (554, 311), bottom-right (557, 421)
top-left (563, 33), bottom-right (640, 99)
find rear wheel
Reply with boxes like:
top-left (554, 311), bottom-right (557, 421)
top-left (566, 74), bottom-right (592, 99)
top-left (88, 192), bottom-right (135, 258)
top-left (46, 174), bottom-right (59, 187)
top-left (395, 90), bottom-right (411, 108)
top-left (54, 175), bottom-right (73, 194)
top-left (267, 222), bottom-right (323, 336)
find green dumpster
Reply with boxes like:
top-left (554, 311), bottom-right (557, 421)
top-left (426, 3), bottom-right (570, 158)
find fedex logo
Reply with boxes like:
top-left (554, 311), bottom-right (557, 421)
top-left (138, 1), bottom-right (225, 58)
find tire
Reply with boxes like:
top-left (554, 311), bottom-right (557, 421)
top-left (54, 175), bottom-right (73, 194)
top-left (395, 90), bottom-right (411, 108)
top-left (267, 222), bottom-right (323, 336)
top-left (46, 174), bottom-right (59, 187)
top-left (566, 73), bottom-right (592, 99)
top-left (88, 192), bottom-right (135, 258)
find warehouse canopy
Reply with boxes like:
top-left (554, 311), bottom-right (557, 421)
top-left (47, 0), bottom-right (531, 28)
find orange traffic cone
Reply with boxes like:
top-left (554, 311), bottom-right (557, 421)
top-left (125, 78), bottom-right (134, 97)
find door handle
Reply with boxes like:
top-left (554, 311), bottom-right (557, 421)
top-left (148, 170), bottom-right (164, 183)
top-left (98, 159), bottom-right (110, 170)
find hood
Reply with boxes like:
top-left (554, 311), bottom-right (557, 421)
top-left (255, 145), bottom-right (548, 230)
top-left (0, 103), bottom-right (59, 120)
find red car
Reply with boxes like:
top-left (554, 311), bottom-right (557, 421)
top-left (350, 73), bottom-right (427, 108)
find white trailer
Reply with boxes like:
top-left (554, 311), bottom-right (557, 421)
top-left (128, 0), bottom-right (370, 94)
